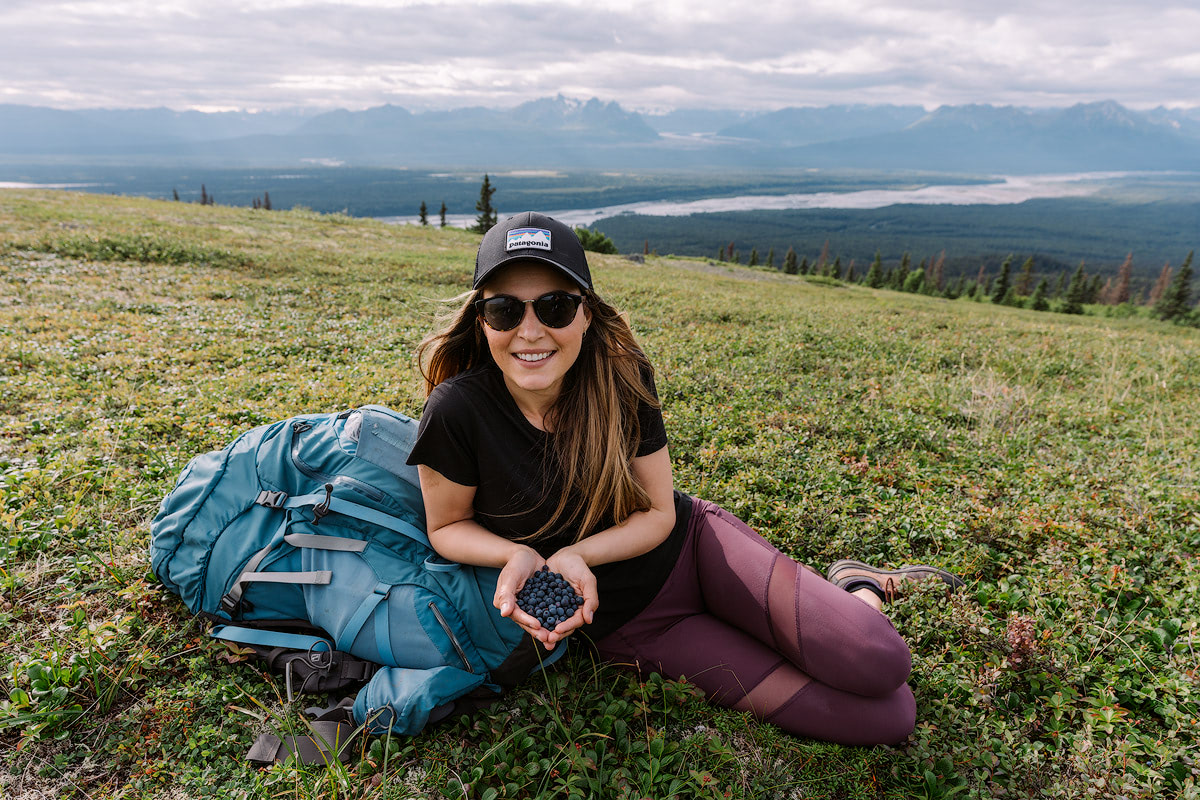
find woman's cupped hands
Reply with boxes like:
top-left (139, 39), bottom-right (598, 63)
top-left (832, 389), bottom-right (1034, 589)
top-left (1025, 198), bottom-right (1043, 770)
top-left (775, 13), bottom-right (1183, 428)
top-left (493, 545), bottom-right (598, 650)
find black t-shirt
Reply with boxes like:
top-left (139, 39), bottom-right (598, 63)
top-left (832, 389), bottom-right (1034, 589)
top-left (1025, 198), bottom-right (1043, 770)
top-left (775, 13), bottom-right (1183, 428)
top-left (406, 363), bottom-right (690, 642)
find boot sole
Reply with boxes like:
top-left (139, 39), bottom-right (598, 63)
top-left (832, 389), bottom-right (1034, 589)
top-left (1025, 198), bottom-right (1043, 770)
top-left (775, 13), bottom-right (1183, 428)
top-left (826, 559), bottom-right (965, 590)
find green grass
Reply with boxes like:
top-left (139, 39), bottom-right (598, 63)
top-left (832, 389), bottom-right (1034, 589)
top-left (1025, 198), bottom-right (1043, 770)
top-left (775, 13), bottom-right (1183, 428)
top-left (1, 189), bottom-right (1198, 799)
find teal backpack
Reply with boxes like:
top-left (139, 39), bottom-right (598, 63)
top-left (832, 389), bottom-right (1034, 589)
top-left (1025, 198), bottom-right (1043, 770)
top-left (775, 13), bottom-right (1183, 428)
top-left (150, 405), bottom-right (563, 762)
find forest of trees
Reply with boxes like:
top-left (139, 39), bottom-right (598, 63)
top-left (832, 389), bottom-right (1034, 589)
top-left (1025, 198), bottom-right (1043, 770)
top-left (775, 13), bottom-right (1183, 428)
top-left (701, 240), bottom-right (1198, 326)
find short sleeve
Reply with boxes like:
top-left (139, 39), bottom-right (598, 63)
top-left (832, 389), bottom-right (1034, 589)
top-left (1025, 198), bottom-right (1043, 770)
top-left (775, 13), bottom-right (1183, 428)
top-left (636, 366), bottom-right (669, 457)
top-left (405, 380), bottom-right (480, 486)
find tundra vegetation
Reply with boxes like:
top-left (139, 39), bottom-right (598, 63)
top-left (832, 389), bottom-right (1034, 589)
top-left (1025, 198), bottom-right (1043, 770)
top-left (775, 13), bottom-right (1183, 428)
top-left (0, 191), bottom-right (1197, 799)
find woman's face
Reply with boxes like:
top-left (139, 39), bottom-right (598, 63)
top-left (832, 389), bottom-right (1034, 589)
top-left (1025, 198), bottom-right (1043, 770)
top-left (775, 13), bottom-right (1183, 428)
top-left (480, 261), bottom-right (590, 407)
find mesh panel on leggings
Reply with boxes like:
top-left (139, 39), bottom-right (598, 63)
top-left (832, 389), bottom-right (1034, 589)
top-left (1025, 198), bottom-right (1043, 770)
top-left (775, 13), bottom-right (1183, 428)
top-left (765, 555), bottom-right (805, 670)
top-left (730, 660), bottom-right (813, 720)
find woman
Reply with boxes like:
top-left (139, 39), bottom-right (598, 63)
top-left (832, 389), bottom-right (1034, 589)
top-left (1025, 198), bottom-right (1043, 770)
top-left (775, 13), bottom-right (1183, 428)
top-left (406, 212), bottom-right (961, 746)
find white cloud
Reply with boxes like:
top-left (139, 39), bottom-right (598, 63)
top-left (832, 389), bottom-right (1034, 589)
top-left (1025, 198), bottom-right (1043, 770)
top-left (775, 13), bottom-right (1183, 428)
top-left (0, 1), bottom-right (1196, 110)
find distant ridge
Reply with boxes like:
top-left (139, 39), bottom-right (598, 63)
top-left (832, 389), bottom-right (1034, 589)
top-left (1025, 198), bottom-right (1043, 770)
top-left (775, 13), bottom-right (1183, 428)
top-left (1, 97), bottom-right (1198, 171)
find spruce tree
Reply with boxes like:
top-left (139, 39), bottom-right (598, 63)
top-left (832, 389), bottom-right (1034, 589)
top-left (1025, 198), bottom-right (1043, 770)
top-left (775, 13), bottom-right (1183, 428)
top-left (1016, 256), bottom-right (1035, 296)
top-left (865, 251), bottom-right (884, 288)
top-left (902, 269), bottom-right (924, 293)
top-left (1148, 263), bottom-right (1173, 306)
top-left (766, 248), bottom-right (775, 270)
top-left (1154, 250), bottom-right (1194, 322)
top-left (846, 260), bottom-right (857, 283)
top-left (473, 174), bottom-right (498, 233)
top-left (716, 246), bottom-right (726, 262)
top-left (829, 256), bottom-right (842, 280)
top-left (798, 256), bottom-right (809, 275)
top-left (200, 184), bottom-right (208, 205)
top-left (172, 187), bottom-right (180, 201)
top-left (1030, 278), bottom-right (1050, 311)
top-left (748, 248), bottom-right (759, 267)
top-left (1112, 253), bottom-right (1132, 305)
top-left (784, 247), bottom-right (798, 274)
top-left (263, 192), bottom-right (271, 211)
top-left (896, 253), bottom-right (911, 288)
top-left (439, 202), bottom-right (447, 227)
top-left (949, 275), bottom-right (965, 299)
top-left (1053, 271), bottom-right (1067, 299)
top-left (1086, 274), bottom-right (1104, 305)
top-left (991, 255), bottom-right (1013, 303)
top-left (1062, 262), bottom-right (1088, 314)
top-left (419, 201), bottom-right (428, 226)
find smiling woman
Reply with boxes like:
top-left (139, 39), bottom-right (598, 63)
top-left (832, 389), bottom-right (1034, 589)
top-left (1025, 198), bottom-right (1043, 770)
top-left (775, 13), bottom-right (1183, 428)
top-left (404, 212), bottom-right (964, 747)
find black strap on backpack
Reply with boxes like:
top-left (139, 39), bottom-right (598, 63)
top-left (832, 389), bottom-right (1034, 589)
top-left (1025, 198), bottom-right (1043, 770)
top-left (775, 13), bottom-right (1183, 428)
top-left (247, 698), bottom-right (358, 767)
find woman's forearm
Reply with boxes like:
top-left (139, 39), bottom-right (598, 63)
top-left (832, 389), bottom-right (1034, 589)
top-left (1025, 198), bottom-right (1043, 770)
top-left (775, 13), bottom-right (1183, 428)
top-left (557, 503), bottom-right (675, 568)
top-left (428, 518), bottom-right (537, 568)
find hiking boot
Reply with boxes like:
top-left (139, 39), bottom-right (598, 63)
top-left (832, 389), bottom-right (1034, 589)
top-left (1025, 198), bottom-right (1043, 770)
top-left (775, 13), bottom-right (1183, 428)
top-left (826, 559), bottom-right (965, 602)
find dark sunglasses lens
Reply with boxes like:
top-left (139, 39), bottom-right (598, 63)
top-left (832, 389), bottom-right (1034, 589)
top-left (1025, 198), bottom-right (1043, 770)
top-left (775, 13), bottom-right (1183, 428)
top-left (533, 293), bottom-right (580, 327)
top-left (482, 297), bottom-right (524, 330)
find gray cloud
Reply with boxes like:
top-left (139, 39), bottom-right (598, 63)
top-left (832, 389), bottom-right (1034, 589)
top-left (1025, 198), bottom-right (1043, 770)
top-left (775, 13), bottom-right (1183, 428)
top-left (1, 1), bottom-right (1196, 111)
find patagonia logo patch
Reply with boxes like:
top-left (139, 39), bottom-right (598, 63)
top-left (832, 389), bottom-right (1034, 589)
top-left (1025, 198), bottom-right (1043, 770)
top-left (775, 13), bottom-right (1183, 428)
top-left (506, 227), bottom-right (552, 251)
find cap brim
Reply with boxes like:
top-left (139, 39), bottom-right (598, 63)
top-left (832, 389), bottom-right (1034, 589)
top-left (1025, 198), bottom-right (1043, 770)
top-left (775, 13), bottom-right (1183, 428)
top-left (473, 253), bottom-right (589, 291)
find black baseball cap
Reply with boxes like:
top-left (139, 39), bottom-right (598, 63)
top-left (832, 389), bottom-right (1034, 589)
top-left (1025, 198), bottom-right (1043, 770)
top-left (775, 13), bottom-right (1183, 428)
top-left (473, 212), bottom-right (592, 291)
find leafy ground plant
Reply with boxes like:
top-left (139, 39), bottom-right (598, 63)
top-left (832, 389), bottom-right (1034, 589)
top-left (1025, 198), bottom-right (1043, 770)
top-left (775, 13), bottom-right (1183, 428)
top-left (1, 189), bottom-right (1198, 799)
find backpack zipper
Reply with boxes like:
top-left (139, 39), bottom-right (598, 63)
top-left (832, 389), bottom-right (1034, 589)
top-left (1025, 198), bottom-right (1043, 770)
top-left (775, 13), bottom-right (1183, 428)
top-left (291, 422), bottom-right (384, 501)
top-left (428, 602), bottom-right (474, 673)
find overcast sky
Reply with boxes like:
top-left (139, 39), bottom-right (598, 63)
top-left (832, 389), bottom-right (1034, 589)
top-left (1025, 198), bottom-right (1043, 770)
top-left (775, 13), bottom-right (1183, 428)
top-left (2, 0), bottom-right (1197, 113)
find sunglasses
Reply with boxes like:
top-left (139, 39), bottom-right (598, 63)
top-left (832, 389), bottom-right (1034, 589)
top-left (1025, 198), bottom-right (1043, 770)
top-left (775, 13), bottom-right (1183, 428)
top-left (475, 291), bottom-right (585, 331)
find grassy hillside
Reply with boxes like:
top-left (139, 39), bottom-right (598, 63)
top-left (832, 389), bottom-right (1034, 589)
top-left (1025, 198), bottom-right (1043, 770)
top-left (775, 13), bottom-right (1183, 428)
top-left (1, 191), bottom-right (1198, 799)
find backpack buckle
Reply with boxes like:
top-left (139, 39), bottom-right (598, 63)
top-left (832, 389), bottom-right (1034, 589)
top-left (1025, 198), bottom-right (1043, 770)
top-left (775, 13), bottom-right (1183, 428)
top-left (256, 491), bottom-right (289, 509)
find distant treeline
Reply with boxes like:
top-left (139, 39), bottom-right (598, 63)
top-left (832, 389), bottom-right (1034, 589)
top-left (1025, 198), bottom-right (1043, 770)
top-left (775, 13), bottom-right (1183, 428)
top-left (596, 199), bottom-right (1200, 281)
top-left (681, 244), bottom-right (1198, 326)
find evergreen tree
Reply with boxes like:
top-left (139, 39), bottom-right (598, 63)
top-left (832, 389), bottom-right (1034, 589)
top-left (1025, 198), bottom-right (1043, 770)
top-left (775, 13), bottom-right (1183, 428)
top-left (172, 187), bottom-right (180, 201)
top-left (1030, 278), bottom-right (1050, 311)
top-left (200, 184), bottom-right (208, 205)
top-left (716, 246), bottom-right (726, 262)
top-left (902, 269), bottom-right (924, 293)
top-left (473, 174), bottom-right (498, 233)
top-left (1086, 274), bottom-right (1104, 304)
top-left (931, 250), bottom-right (947, 293)
top-left (1015, 256), bottom-right (1035, 296)
top-left (439, 202), bottom-right (447, 227)
top-left (1112, 253), bottom-right (1132, 305)
top-left (766, 248), bottom-right (775, 270)
top-left (865, 251), bottom-right (884, 288)
top-left (748, 248), bottom-right (759, 267)
top-left (846, 259), bottom-right (857, 283)
top-left (991, 255), bottom-right (1013, 303)
top-left (798, 256), bottom-right (809, 275)
top-left (949, 275), bottom-right (965, 299)
top-left (816, 240), bottom-right (829, 274)
top-left (263, 192), bottom-right (271, 211)
top-left (1002, 287), bottom-right (1019, 307)
top-left (1148, 263), bottom-right (1173, 306)
top-left (1062, 262), bottom-right (1088, 314)
top-left (574, 227), bottom-right (618, 254)
top-left (1154, 250), bottom-right (1194, 322)
top-left (896, 252), bottom-right (911, 288)
top-left (1053, 271), bottom-right (1067, 299)
top-left (784, 247), bottom-right (798, 275)
top-left (419, 201), bottom-right (428, 226)
top-left (829, 256), bottom-right (842, 280)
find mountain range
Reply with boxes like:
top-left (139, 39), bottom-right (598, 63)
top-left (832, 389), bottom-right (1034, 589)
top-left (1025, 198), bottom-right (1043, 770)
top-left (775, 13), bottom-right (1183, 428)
top-left (2, 96), bottom-right (1198, 172)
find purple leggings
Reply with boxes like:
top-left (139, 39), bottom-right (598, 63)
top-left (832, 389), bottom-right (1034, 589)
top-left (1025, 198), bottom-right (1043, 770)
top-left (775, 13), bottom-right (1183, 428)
top-left (594, 499), bottom-right (916, 746)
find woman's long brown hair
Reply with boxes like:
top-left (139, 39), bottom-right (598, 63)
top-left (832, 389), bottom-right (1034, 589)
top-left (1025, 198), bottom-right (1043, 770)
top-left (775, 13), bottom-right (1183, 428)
top-left (415, 285), bottom-right (659, 542)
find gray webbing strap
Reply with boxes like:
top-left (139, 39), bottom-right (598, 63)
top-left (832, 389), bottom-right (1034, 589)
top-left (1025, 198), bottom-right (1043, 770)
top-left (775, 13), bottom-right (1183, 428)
top-left (283, 533), bottom-right (368, 552)
top-left (237, 570), bottom-right (332, 585)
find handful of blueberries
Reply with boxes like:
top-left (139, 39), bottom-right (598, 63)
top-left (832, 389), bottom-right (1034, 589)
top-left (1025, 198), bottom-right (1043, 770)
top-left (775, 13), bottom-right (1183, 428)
top-left (516, 566), bottom-right (584, 630)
